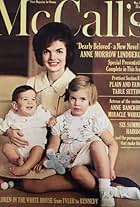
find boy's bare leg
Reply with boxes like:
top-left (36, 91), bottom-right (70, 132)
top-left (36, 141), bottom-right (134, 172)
top-left (10, 146), bottom-right (44, 176)
top-left (22, 174), bottom-right (79, 193)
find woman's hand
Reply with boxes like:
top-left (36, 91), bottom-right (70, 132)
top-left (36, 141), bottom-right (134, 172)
top-left (6, 128), bottom-right (28, 147)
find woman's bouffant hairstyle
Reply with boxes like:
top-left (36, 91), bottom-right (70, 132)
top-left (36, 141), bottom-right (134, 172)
top-left (12, 85), bottom-right (36, 102)
top-left (65, 75), bottom-right (98, 105)
top-left (33, 22), bottom-right (76, 67)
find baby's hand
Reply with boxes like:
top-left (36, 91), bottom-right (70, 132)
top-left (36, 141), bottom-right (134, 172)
top-left (48, 117), bottom-right (57, 128)
top-left (34, 157), bottom-right (48, 173)
top-left (33, 159), bottom-right (45, 173)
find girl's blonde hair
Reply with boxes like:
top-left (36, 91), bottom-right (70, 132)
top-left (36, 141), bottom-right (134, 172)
top-left (65, 75), bottom-right (98, 105)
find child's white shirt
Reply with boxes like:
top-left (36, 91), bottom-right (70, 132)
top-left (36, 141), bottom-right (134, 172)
top-left (0, 105), bottom-right (52, 158)
top-left (52, 105), bottom-right (110, 143)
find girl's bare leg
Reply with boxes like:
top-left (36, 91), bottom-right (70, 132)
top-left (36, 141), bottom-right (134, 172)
top-left (90, 141), bottom-right (110, 178)
top-left (10, 146), bottom-right (44, 176)
top-left (90, 141), bottom-right (114, 206)
top-left (71, 165), bottom-right (97, 190)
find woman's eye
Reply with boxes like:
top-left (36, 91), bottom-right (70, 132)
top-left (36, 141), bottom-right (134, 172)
top-left (57, 50), bottom-right (63, 54)
top-left (42, 50), bottom-right (48, 54)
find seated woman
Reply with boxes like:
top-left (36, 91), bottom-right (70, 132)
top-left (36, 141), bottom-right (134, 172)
top-left (7, 22), bottom-right (117, 194)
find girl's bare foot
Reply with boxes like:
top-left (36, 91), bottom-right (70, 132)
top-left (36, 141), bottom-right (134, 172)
top-left (9, 165), bottom-right (30, 176)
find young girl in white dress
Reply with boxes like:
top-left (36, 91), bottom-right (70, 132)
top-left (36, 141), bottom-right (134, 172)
top-left (44, 75), bottom-right (140, 207)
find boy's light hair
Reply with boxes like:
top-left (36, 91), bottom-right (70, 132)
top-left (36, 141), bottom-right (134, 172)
top-left (65, 75), bottom-right (98, 105)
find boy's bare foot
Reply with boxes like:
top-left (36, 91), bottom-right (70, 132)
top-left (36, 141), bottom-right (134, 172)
top-left (9, 165), bottom-right (30, 176)
top-left (17, 156), bottom-right (24, 166)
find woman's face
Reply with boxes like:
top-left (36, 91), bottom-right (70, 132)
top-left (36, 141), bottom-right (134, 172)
top-left (42, 40), bottom-right (67, 73)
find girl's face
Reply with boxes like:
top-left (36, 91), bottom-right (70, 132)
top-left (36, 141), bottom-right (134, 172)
top-left (69, 88), bottom-right (90, 116)
top-left (12, 90), bottom-right (37, 116)
top-left (42, 40), bottom-right (67, 74)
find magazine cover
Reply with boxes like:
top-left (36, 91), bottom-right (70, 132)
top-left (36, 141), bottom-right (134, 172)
top-left (0, 0), bottom-right (140, 206)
